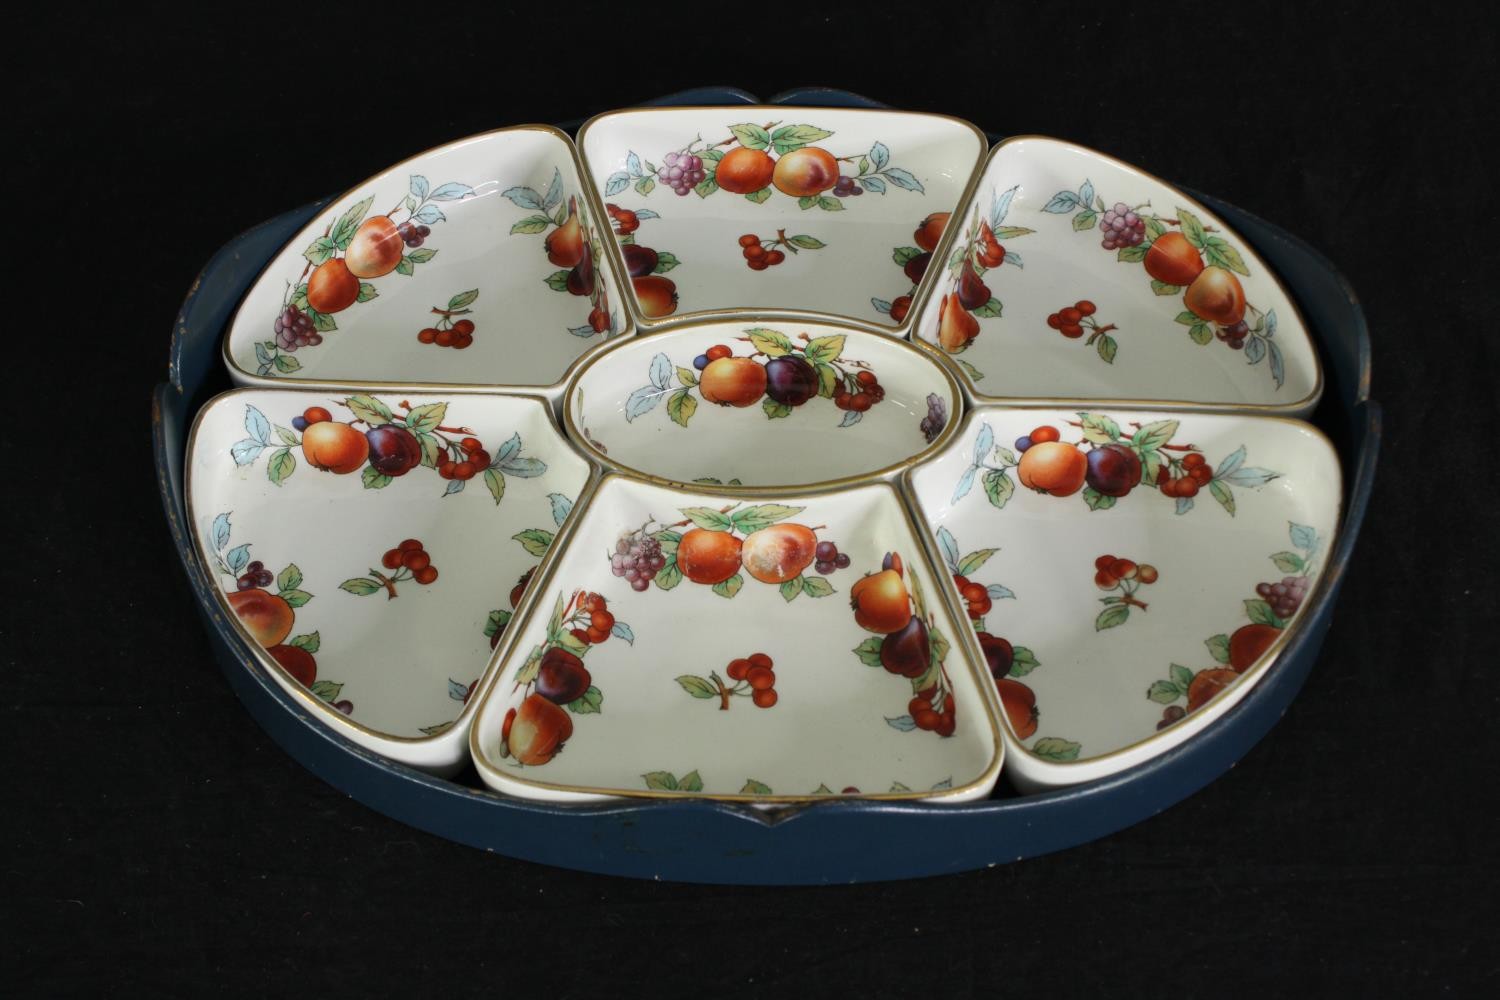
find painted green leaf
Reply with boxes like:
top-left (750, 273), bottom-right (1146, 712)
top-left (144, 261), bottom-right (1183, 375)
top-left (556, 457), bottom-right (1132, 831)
top-left (1082, 487), bottom-right (1117, 511)
top-left (1245, 599), bottom-right (1285, 628)
top-left (510, 215), bottom-right (551, 234)
top-left (1171, 664), bottom-right (1195, 688)
top-left (309, 680), bottom-right (343, 702)
top-left (667, 389), bottom-right (697, 427)
top-left (780, 578), bottom-right (802, 602)
top-left (1205, 634), bottom-right (1231, 665)
top-left (741, 779), bottom-right (773, 795)
top-left (678, 770), bottom-right (703, 792)
top-left (679, 507), bottom-right (735, 532)
top-left (803, 334), bottom-right (845, 365)
top-left (511, 529), bottom-right (554, 557)
top-left (654, 561), bottom-right (683, 591)
top-left (852, 637), bottom-right (884, 667)
top-left (481, 467), bottom-right (505, 505)
top-left (955, 549), bottom-right (998, 576)
top-left (567, 686), bottom-right (604, 714)
top-left (1117, 245), bottom-right (1148, 263)
top-left (1078, 413), bottom-right (1121, 443)
top-left (972, 298), bottom-right (1003, 318)
top-left (982, 468), bottom-right (1014, 510)
top-left (1150, 280), bottom-right (1182, 296)
top-left (1095, 604), bottom-right (1131, 631)
top-left (745, 327), bottom-right (794, 357)
top-left (484, 609), bottom-right (511, 638)
top-left (1209, 479), bottom-right (1235, 516)
top-left (344, 394), bottom-right (393, 425)
top-left (762, 398), bottom-right (793, 419)
top-left (730, 504), bottom-right (803, 534)
top-left (1072, 209), bottom-right (1097, 231)
top-left (1147, 680), bottom-right (1184, 704)
top-left (676, 675), bottom-right (718, 699)
top-left (801, 576), bottom-right (835, 598)
top-left (289, 632), bottom-right (320, 653)
top-left (1132, 419), bottom-right (1179, 453)
top-left (675, 366), bottom-right (699, 387)
top-left (1031, 737), bottom-right (1082, 761)
top-left (642, 771), bottom-right (679, 791)
top-left (276, 563), bottom-right (302, 592)
top-left (339, 578), bottom-right (382, 596)
top-left (1009, 647), bottom-right (1040, 676)
top-left (266, 448), bottom-right (295, 486)
top-left (712, 574), bottom-right (744, 599)
top-left (361, 466), bottom-right (392, 490)
top-left (729, 123), bottom-right (771, 150)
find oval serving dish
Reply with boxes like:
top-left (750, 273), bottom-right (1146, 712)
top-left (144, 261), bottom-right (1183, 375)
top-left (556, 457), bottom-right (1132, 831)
top-left (153, 87), bottom-right (1378, 883)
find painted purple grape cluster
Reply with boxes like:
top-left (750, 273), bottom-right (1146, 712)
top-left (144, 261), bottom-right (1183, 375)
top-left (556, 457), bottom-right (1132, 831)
top-left (1256, 576), bottom-right (1310, 619)
top-left (611, 534), bottom-right (666, 591)
top-left (813, 540), bottom-right (851, 576)
top-left (398, 221), bottom-right (430, 248)
top-left (1217, 319), bottom-right (1251, 351)
top-left (919, 393), bottom-right (948, 443)
top-left (661, 151), bottom-right (706, 195)
top-left (831, 176), bottom-right (864, 198)
top-left (274, 304), bottom-right (321, 351)
top-left (1099, 202), bottom-right (1146, 250)
top-left (236, 559), bottom-right (274, 591)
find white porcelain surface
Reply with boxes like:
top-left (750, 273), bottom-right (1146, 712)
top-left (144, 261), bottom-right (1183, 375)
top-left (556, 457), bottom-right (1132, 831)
top-left (225, 125), bottom-right (629, 393)
top-left (578, 107), bottom-right (984, 329)
top-left (907, 406), bottom-right (1340, 790)
top-left (566, 320), bottom-right (959, 488)
top-left (186, 388), bottom-right (590, 773)
top-left (912, 137), bottom-right (1322, 415)
top-left (470, 476), bottom-right (1002, 804)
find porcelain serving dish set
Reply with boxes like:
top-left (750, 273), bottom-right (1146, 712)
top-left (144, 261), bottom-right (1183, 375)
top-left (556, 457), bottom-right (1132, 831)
top-left (179, 100), bottom-right (1348, 816)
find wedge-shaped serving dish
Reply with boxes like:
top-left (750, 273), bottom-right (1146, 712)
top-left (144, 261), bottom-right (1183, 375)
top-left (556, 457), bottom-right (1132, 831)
top-left (186, 388), bottom-right (590, 773)
top-left (565, 319), bottom-right (961, 488)
top-left (470, 476), bottom-right (1003, 804)
top-left (907, 406), bottom-right (1340, 789)
top-left (913, 136), bottom-right (1322, 415)
top-left (224, 125), bottom-right (630, 395)
top-left (577, 106), bottom-right (985, 330)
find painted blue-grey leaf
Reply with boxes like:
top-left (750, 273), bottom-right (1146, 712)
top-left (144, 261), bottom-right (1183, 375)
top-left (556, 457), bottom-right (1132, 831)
top-left (447, 678), bottom-right (470, 702)
top-left (603, 172), bottom-right (630, 197)
top-left (1042, 191), bottom-right (1079, 213)
top-left (231, 439), bottom-right (266, 466)
top-left (1289, 522), bottom-right (1318, 552)
top-left (973, 423), bottom-right (994, 466)
top-left (500, 185), bottom-right (542, 209)
top-left (936, 526), bottom-right (960, 571)
top-left (868, 141), bottom-right (890, 172)
top-left (549, 492), bottom-right (573, 527)
top-left (610, 621), bottom-right (635, 645)
top-left (885, 715), bottom-right (918, 732)
top-left (542, 168), bottom-right (562, 210)
top-left (245, 405), bottom-right (271, 445)
top-left (1214, 445), bottom-right (1247, 481)
top-left (492, 432), bottom-right (522, 466)
top-left (839, 410), bottom-right (862, 428)
top-left (411, 204), bottom-right (445, 225)
top-left (1175, 496), bottom-right (1195, 515)
top-left (881, 167), bottom-right (924, 193)
top-left (226, 544), bottom-right (251, 574)
top-left (991, 185), bottom-right (1018, 227)
top-left (987, 583), bottom-right (1016, 600)
top-left (428, 182), bottom-right (475, 202)
top-left (1223, 466), bottom-right (1278, 488)
top-left (409, 175), bottom-right (430, 201)
top-left (211, 513), bottom-right (232, 551)
top-left (859, 175), bottom-right (886, 194)
top-left (648, 352), bottom-right (672, 390)
top-left (499, 457), bottom-right (547, 478)
top-left (625, 384), bottom-right (665, 422)
top-left (952, 464), bottom-right (977, 503)
top-left (626, 151), bottom-right (643, 177)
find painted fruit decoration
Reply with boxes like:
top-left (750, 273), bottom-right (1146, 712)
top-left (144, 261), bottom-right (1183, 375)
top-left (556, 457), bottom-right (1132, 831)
top-left (920, 185), bottom-right (1033, 380)
top-left (847, 552), bottom-right (960, 738)
top-left (1043, 181), bottom-right (1287, 387)
top-left (604, 203), bottom-right (682, 319)
top-left (484, 493), bottom-right (576, 651)
top-left (503, 170), bottom-right (617, 337)
top-left (229, 397), bottom-right (547, 504)
top-left (951, 416), bottom-right (1279, 516)
top-left (256, 174), bottom-right (474, 377)
top-left (602, 122), bottom-right (926, 208)
top-left (500, 590), bottom-right (634, 766)
top-left (1148, 522), bottom-right (1322, 730)
top-left (1044, 298), bottom-right (1121, 364)
top-left (1091, 555), bottom-right (1159, 631)
top-left (339, 539), bottom-right (440, 598)
top-left (871, 211), bottom-right (950, 324)
top-left (735, 229), bottom-right (826, 272)
top-left (928, 526), bottom-right (1076, 760)
top-left (416, 290), bottom-right (479, 349)
top-left (675, 651), bottom-right (782, 710)
top-left (204, 513), bottom-right (350, 715)
top-left (607, 503), bottom-right (843, 601)
top-left (622, 328), bottom-right (891, 431)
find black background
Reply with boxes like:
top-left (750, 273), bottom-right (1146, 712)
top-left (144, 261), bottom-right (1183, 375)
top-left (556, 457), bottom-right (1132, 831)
top-left (6, 3), bottom-right (1496, 995)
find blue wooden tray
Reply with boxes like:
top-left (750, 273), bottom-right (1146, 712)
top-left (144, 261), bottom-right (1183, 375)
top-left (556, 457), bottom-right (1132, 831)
top-left (152, 88), bottom-right (1379, 884)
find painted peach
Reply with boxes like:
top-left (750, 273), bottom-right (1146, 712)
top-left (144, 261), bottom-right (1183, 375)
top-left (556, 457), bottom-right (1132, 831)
top-left (699, 357), bottom-right (767, 407)
top-left (740, 523), bottom-right (817, 584)
top-left (1228, 623), bottom-right (1281, 672)
top-left (1017, 442), bottom-right (1088, 497)
top-left (306, 258), bottom-right (360, 314)
top-left (1143, 232), bottom-right (1205, 287)
top-left (771, 147), bottom-right (840, 197)
top-left (997, 678), bottom-right (1038, 740)
top-left (632, 275), bottom-right (677, 318)
top-left (1184, 266), bottom-right (1247, 326)
top-left (715, 147), bottom-right (775, 194)
top-left (344, 216), bottom-right (403, 279)
top-left (914, 212), bottom-right (949, 253)
top-left (850, 569), bottom-right (911, 634)
top-left (1186, 667), bottom-right (1238, 712)
top-left (301, 420), bottom-right (369, 474)
top-left (507, 692), bottom-right (573, 765)
top-left (268, 643), bottom-right (316, 686)
top-left (228, 589), bottom-right (294, 648)
top-left (676, 529), bottom-right (743, 585)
